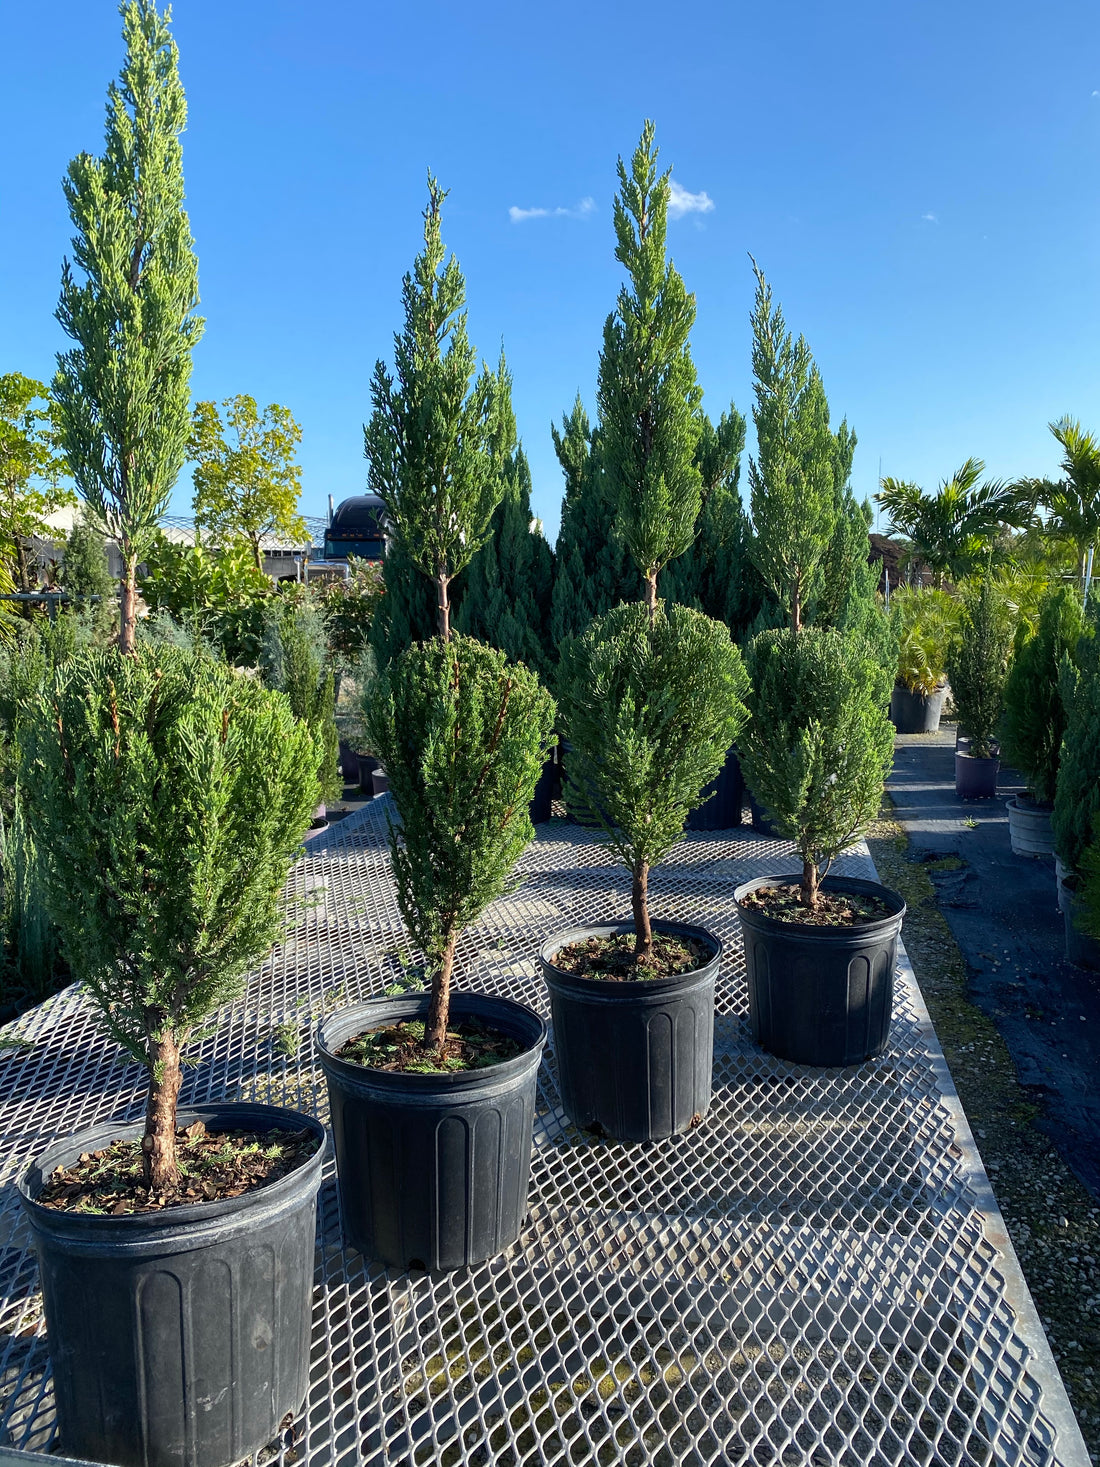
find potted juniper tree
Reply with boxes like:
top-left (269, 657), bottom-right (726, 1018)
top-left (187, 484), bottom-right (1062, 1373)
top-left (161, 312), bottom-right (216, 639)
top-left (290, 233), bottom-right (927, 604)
top-left (544, 124), bottom-right (750, 1143)
top-left (262, 598), bottom-right (341, 824)
top-left (735, 264), bottom-right (903, 1067)
top-left (948, 575), bottom-right (1013, 799)
top-left (1000, 585), bottom-right (1084, 855)
top-left (888, 586), bottom-right (959, 733)
top-left (316, 180), bottom-right (555, 1272)
top-left (17, 646), bottom-right (324, 1467)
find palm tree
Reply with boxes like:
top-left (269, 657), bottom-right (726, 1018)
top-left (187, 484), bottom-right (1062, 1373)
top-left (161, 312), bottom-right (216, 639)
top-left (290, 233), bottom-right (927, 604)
top-left (876, 458), bottom-right (1028, 590)
top-left (1015, 418), bottom-right (1100, 596)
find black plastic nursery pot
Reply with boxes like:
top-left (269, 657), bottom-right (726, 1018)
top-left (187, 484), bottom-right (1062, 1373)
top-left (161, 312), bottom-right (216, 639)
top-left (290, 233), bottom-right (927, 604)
top-left (889, 682), bottom-right (947, 734)
top-left (735, 875), bottom-right (906, 1067)
top-left (357, 753), bottom-right (379, 796)
top-left (18, 1102), bottom-right (326, 1467)
top-left (529, 746), bottom-right (558, 824)
top-left (955, 750), bottom-right (999, 799)
top-left (318, 992), bottom-right (546, 1272)
top-left (540, 921), bottom-right (720, 1143)
top-left (686, 744), bottom-right (744, 831)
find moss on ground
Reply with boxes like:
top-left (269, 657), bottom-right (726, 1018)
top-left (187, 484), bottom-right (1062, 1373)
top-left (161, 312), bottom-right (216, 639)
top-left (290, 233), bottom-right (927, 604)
top-left (867, 803), bottom-right (1100, 1462)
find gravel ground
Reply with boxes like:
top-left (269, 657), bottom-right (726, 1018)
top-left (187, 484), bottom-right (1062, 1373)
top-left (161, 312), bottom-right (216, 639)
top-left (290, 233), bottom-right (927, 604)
top-left (866, 807), bottom-right (1100, 1463)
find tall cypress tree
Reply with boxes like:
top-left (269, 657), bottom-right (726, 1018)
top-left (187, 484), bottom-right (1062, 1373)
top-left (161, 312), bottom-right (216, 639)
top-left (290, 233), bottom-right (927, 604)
top-left (597, 120), bottom-right (703, 619)
top-left (549, 396), bottom-right (639, 647)
top-left (814, 420), bottom-right (878, 630)
top-left (747, 262), bottom-right (837, 633)
top-left (455, 362), bottom-right (554, 673)
top-left (53, 1), bottom-right (203, 654)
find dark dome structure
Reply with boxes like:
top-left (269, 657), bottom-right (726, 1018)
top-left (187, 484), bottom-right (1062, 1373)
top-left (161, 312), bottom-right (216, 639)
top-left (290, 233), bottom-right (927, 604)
top-left (323, 495), bottom-right (386, 562)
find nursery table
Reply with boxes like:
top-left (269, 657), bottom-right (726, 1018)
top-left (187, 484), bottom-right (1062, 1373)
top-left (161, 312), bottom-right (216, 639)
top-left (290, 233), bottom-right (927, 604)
top-left (0, 802), bottom-right (1089, 1466)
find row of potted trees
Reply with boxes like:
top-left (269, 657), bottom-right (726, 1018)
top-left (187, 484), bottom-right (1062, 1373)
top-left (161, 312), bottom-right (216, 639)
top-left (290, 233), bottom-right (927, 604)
top-left (12, 130), bottom-right (913, 1467)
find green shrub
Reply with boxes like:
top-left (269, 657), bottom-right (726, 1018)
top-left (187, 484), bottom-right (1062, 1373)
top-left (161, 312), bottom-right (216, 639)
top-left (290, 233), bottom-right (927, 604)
top-left (140, 534), bottom-right (270, 665)
top-left (1053, 613), bottom-right (1100, 873)
top-left (946, 577), bottom-right (1014, 759)
top-left (557, 601), bottom-right (750, 950)
top-left (1000, 585), bottom-right (1085, 804)
top-left (364, 635), bottom-right (555, 1049)
top-left (262, 602), bottom-right (341, 804)
top-left (0, 792), bottom-right (64, 1007)
top-left (739, 626), bottom-right (895, 908)
top-left (890, 586), bottom-right (959, 695)
top-left (19, 645), bottom-right (321, 1190)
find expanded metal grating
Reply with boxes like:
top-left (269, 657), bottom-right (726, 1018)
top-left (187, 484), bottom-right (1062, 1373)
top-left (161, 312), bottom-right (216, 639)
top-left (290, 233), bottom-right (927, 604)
top-left (0, 802), bottom-right (1090, 1467)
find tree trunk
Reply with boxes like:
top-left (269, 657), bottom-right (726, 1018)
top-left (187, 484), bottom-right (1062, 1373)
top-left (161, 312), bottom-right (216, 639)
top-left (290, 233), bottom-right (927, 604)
top-left (436, 572), bottom-right (451, 642)
top-left (118, 554), bottom-right (138, 654)
top-left (16, 537), bottom-right (31, 595)
top-left (800, 859), bottom-right (821, 911)
top-left (142, 1030), bottom-right (182, 1193)
top-left (251, 534), bottom-right (264, 572)
top-left (644, 572), bottom-right (658, 624)
top-left (791, 575), bottom-right (802, 635)
top-left (632, 859), bottom-right (652, 960)
top-left (424, 930), bottom-right (457, 1053)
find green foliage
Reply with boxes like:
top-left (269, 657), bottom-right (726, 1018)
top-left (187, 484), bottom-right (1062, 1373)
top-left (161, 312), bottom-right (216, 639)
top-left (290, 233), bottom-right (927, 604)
top-left (60, 506), bottom-right (116, 642)
top-left (1000, 586), bottom-right (1085, 804)
top-left (596, 122), bottom-right (703, 599)
top-left (262, 603), bottom-right (341, 803)
top-left (140, 533), bottom-right (270, 665)
top-left (321, 556), bottom-right (384, 670)
top-left (747, 264), bottom-right (838, 632)
top-left (53, 1), bottom-right (203, 648)
top-left (190, 395), bottom-right (307, 570)
top-left (1078, 813), bottom-right (1100, 938)
top-left (660, 408), bottom-right (762, 636)
top-left (1053, 613), bottom-right (1100, 873)
top-left (365, 178), bottom-right (502, 637)
top-left (739, 627), bottom-right (895, 892)
top-left (1016, 419), bottom-right (1100, 590)
top-left (876, 460), bottom-right (1029, 590)
top-left (19, 645), bottom-right (321, 1070)
top-left (815, 425), bottom-right (878, 632)
top-left (456, 445), bottom-right (554, 674)
top-left (0, 792), bottom-right (64, 1007)
top-left (363, 634), bottom-right (555, 976)
top-left (946, 577), bottom-right (1014, 759)
top-left (890, 586), bottom-right (960, 695)
top-left (557, 601), bottom-right (750, 880)
top-left (0, 374), bottom-right (74, 594)
top-left (550, 395), bottom-right (640, 646)
top-left (368, 532), bottom-right (440, 665)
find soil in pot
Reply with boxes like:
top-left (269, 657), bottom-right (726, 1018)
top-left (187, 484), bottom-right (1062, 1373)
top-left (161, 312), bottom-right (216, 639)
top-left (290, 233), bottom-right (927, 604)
top-left (551, 929), bottom-right (709, 981)
top-left (735, 875), bottom-right (906, 1067)
top-left (541, 921), bottom-right (719, 1143)
top-left (319, 993), bottom-right (546, 1271)
top-left (20, 1103), bottom-right (325, 1467)
top-left (336, 1018), bottom-right (523, 1073)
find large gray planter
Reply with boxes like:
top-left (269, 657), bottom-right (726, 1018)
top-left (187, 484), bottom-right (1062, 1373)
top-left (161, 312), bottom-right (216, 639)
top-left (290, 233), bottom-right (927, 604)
top-left (889, 683), bottom-right (947, 734)
top-left (1059, 875), bottom-right (1100, 971)
top-left (1005, 797), bottom-right (1054, 858)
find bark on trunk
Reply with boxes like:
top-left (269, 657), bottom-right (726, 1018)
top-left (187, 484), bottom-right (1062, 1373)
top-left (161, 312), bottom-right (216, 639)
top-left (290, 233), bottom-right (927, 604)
top-left (632, 860), bottom-right (653, 960)
top-left (424, 931), bottom-right (457, 1052)
top-left (800, 859), bottom-right (821, 911)
top-left (436, 572), bottom-right (451, 642)
top-left (142, 1030), bottom-right (182, 1193)
top-left (644, 573), bottom-right (658, 624)
top-left (791, 582), bottom-right (802, 635)
top-left (119, 557), bottom-right (138, 655)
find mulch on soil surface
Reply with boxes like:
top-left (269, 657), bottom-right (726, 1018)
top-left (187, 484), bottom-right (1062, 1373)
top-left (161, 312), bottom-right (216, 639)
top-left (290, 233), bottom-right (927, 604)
top-left (337, 1019), bottom-right (523, 1074)
top-left (36, 1120), bottom-right (320, 1216)
top-left (552, 932), bottom-right (709, 982)
top-left (739, 883), bottom-right (894, 927)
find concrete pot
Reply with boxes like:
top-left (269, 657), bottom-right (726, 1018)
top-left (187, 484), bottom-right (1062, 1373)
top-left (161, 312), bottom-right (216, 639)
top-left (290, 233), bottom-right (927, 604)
top-left (1005, 797), bottom-right (1054, 858)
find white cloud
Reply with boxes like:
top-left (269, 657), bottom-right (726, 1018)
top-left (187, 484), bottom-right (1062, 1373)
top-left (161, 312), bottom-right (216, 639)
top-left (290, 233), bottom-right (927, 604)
top-left (508, 197), bottom-right (595, 224)
top-left (667, 179), bottom-right (715, 219)
top-left (1093, 89), bottom-right (1100, 97)
top-left (922, 212), bottom-right (939, 223)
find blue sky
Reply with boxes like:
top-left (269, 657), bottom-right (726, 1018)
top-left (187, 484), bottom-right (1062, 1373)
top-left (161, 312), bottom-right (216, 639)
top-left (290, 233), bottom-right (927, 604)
top-left (2, 0), bottom-right (1098, 544)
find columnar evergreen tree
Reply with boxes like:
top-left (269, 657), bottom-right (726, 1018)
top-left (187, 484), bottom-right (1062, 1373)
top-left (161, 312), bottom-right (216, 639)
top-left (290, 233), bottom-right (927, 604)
top-left (262, 603), bottom-right (341, 806)
top-left (558, 123), bottom-right (750, 962)
top-left (747, 262), bottom-right (837, 633)
top-left (455, 362), bottom-right (554, 673)
top-left (53, 0), bottom-right (203, 654)
top-left (365, 178), bottom-right (500, 643)
top-left (597, 120), bottom-right (703, 621)
top-left (549, 396), bottom-right (639, 646)
top-left (363, 180), bottom-right (556, 1057)
top-left (1053, 613), bottom-right (1100, 875)
top-left (190, 395), bottom-right (308, 571)
top-left (946, 575), bottom-right (1014, 760)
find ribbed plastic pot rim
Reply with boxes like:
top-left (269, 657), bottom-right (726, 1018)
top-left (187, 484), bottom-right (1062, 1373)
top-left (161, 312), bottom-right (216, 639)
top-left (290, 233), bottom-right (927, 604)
top-left (734, 874), bottom-right (906, 938)
top-left (540, 919), bottom-right (721, 996)
top-left (317, 992), bottom-right (547, 1095)
top-left (19, 1101), bottom-right (327, 1241)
